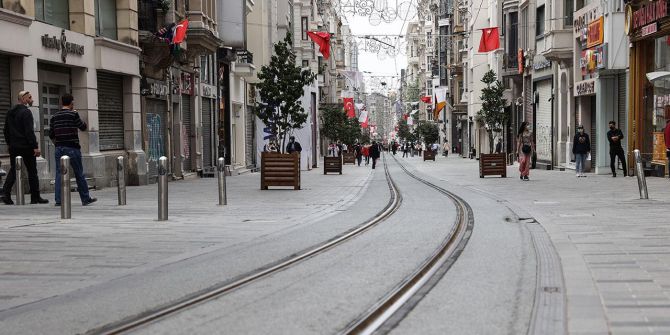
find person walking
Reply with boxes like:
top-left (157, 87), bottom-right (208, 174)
top-left (362, 144), bottom-right (370, 165)
top-left (2, 91), bottom-right (49, 205)
top-left (353, 142), bottom-right (363, 166)
top-left (286, 136), bottom-right (302, 154)
top-left (442, 140), bottom-right (449, 156)
top-left (607, 121), bottom-right (627, 177)
top-left (50, 93), bottom-right (96, 206)
top-left (370, 141), bottom-right (381, 169)
top-left (402, 142), bottom-right (409, 158)
top-left (391, 141), bottom-right (397, 155)
top-left (516, 121), bottom-right (534, 181)
top-left (495, 138), bottom-right (502, 153)
top-left (572, 125), bottom-right (591, 177)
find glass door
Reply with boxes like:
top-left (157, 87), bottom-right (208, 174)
top-left (40, 84), bottom-right (64, 177)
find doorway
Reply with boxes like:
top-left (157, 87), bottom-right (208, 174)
top-left (40, 84), bottom-right (66, 176)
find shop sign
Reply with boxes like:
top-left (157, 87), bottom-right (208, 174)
top-left (517, 49), bottom-right (525, 74)
top-left (656, 93), bottom-right (670, 107)
top-left (574, 3), bottom-right (602, 35)
top-left (575, 79), bottom-right (596, 96)
top-left (640, 22), bottom-right (658, 37)
top-left (201, 84), bottom-right (217, 98)
top-left (587, 17), bottom-right (604, 48)
top-left (41, 29), bottom-right (85, 63)
top-left (181, 73), bottom-right (193, 95)
top-left (150, 81), bottom-right (169, 97)
top-left (580, 44), bottom-right (607, 76)
top-left (626, 0), bottom-right (668, 35)
top-left (533, 59), bottom-right (551, 71)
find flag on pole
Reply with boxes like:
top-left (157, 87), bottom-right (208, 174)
top-left (420, 96), bottom-right (431, 104)
top-left (343, 98), bottom-right (355, 118)
top-left (433, 87), bottom-right (447, 120)
top-left (359, 109), bottom-right (369, 128)
top-left (478, 27), bottom-right (500, 53)
top-left (307, 31), bottom-right (331, 59)
top-left (172, 20), bottom-right (189, 44)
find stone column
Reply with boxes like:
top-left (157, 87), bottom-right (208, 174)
top-left (123, 76), bottom-right (147, 185)
top-left (71, 67), bottom-right (105, 186)
top-left (69, 0), bottom-right (96, 36)
top-left (116, 0), bottom-right (139, 46)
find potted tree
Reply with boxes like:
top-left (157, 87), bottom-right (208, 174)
top-left (320, 105), bottom-right (363, 172)
top-left (476, 70), bottom-right (509, 178)
top-left (415, 121), bottom-right (439, 161)
top-left (254, 33), bottom-right (316, 189)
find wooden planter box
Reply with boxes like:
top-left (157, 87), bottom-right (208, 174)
top-left (342, 152), bottom-right (356, 165)
top-left (324, 156), bottom-right (343, 174)
top-left (261, 152), bottom-right (300, 190)
top-left (424, 150), bottom-right (436, 161)
top-left (479, 153), bottom-right (507, 178)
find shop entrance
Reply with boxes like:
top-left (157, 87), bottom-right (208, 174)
top-left (40, 84), bottom-right (65, 176)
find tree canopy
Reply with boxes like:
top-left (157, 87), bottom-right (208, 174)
top-left (253, 33), bottom-right (316, 153)
top-left (320, 104), bottom-right (363, 145)
top-left (476, 70), bottom-right (509, 153)
top-left (414, 121), bottom-right (439, 145)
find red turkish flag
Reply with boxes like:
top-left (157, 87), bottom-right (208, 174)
top-left (307, 31), bottom-right (331, 60)
top-left (420, 96), bottom-right (431, 103)
top-left (172, 20), bottom-right (189, 44)
top-left (343, 98), bottom-right (355, 118)
top-left (478, 27), bottom-right (500, 53)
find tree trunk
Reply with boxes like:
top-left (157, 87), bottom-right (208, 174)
top-left (488, 131), bottom-right (494, 154)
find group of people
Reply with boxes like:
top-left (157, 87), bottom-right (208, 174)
top-left (351, 142), bottom-right (382, 169)
top-left (516, 120), bottom-right (631, 181)
top-left (2, 91), bottom-right (96, 206)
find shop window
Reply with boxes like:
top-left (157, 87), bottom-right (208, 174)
top-left (35, 0), bottom-right (69, 29)
top-left (536, 5), bottom-right (545, 37)
top-left (95, 0), bottom-right (117, 40)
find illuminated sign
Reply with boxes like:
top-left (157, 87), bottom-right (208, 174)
top-left (587, 17), bottom-right (604, 47)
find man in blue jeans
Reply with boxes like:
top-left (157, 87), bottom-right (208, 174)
top-left (50, 93), bottom-right (96, 206)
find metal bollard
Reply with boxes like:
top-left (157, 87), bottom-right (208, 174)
top-left (60, 155), bottom-right (71, 219)
top-left (117, 156), bottom-right (126, 206)
top-left (15, 156), bottom-right (25, 205)
top-left (633, 149), bottom-right (648, 200)
top-left (217, 157), bottom-right (227, 205)
top-left (158, 156), bottom-right (168, 221)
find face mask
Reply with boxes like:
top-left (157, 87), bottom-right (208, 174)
top-left (609, 126), bottom-right (615, 130)
top-left (578, 129), bottom-right (584, 133)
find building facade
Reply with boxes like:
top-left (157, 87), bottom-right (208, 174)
top-left (0, 0), bottom-right (142, 189)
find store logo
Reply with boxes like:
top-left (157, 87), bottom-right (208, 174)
top-left (41, 29), bottom-right (85, 63)
top-left (631, 0), bottom-right (668, 32)
top-left (575, 79), bottom-right (596, 96)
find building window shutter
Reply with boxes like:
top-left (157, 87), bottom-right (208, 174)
top-left (97, 72), bottom-right (125, 151)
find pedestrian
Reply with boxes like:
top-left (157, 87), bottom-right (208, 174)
top-left (370, 141), bottom-right (381, 169)
top-left (402, 142), bottom-right (409, 157)
top-left (572, 125), bottom-right (591, 177)
top-left (495, 138), bottom-right (502, 153)
top-left (665, 117), bottom-right (670, 175)
top-left (391, 141), bottom-right (397, 155)
top-left (354, 142), bottom-right (363, 166)
top-left (442, 140), bottom-right (449, 156)
top-left (607, 121), bottom-right (627, 177)
top-left (361, 144), bottom-right (370, 165)
top-left (286, 135), bottom-right (302, 154)
top-left (2, 91), bottom-right (49, 205)
top-left (50, 93), bottom-right (96, 206)
top-left (336, 141), bottom-right (343, 156)
top-left (516, 121), bottom-right (534, 181)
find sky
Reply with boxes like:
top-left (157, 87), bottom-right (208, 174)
top-left (341, 12), bottom-right (410, 93)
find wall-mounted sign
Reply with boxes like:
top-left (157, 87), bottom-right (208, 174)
top-left (533, 59), bottom-right (552, 71)
top-left (626, 0), bottom-right (668, 35)
top-left (575, 79), bottom-right (596, 96)
top-left (640, 22), bottom-right (658, 37)
top-left (181, 72), bottom-right (193, 95)
top-left (587, 17), bottom-right (604, 47)
top-left (656, 93), bottom-right (670, 107)
top-left (150, 81), bottom-right (169, 97)
top-left (201, 84), bottom-right (217, 99)
top-left (580, 44), bottom-right (607, 78)
top-left (574, 3), bottom-right (602, 35)
top-left (41, 29), bottom-right (85, 63)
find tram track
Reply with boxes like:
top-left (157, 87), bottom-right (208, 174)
top-left (339, 155), bottom-right (474, 335)
top-left (90, 157), bottom-right (402, 335)
top-left (89, 155), bottom-right (474, 335)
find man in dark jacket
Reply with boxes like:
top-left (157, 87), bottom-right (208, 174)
top-left (286, 136), bottom-right (302, 154)
top-left (2, 91), bottom-right (48, 205)
top-left (607, 121), bottom-right (627, 177)
top-left (370, 141), bottom-right (381, 169)
top-left (572, 125), bottom-right (591, 177)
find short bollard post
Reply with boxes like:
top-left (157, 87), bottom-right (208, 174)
top-left (15, 156), bottom-right (25, 205)
top-left (60, 155), bottom-right (71, 219)
top-left (634, 149), bottom-right (648, 199)
top-left (117, 156), bottom-right (126, 206)
top-left (158, 156), bottom-right (168, 221)
top-left (217, 157), bottom-right (227, 206)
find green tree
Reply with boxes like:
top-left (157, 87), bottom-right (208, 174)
top-left (404, 78), bottom-right (420, 103)
top-left (476, 70), bottom-right (508, 154)
top-left (319, 105), bottom-right (362, 145)
top-left (414, 121), bottom-right (439, 145)
top-left (397, 119), bottom-right (412, 142)
top-left (253, 33), bottom-right (316, 153)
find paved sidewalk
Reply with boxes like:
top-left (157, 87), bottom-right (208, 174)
top-left (0, 161), bottom-right (373, 312)
top-left (402, 154), bottom-right (670, 335)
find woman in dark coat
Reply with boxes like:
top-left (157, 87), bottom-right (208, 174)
top-left (370, 141), bottom-right (381, 169)
top-left (572, 125), bottom-right (591, 177)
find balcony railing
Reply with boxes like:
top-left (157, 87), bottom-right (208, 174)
top-left (236, 50), bottom-right (254, 64)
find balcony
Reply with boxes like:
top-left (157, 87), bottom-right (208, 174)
top-left (408, 55), bottom-right (419, 65)
top-left (537, 29), bottom-right (572, 62)
top-left (231, 50), bottom-right (256, 77)
top-left (501, 53), bottom-right (520, 76)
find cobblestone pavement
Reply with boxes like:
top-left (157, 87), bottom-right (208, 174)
top-left (401, 153), bottom-right (670, 335)
top-left (0, 163), bottom-right (373, 312)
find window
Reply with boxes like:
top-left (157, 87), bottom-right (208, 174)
top-left (302, 60), bottom-right (309, 68)
top-left (200, 55), bottom-right (210, 83)
top-left (35, 0), bottom-right (69, 29)
top-left (536, 5), bottom-right (545, 37)
top-left (301, 17), bottom-right (308, 40)
top-left (564, 0), bottom-right (574, 27)
top-left (508, 12), bottom-right (518, 68)
top-left (95, 0), bottom-right (117, 39)
top-left (427, 32), bottom-right (432, 48)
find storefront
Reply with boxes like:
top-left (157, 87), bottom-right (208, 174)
top-left (201, 83), bottom-right (217, 170)
top-left (532, 56), bottom-right (554, 169)
top-left (627, 0), bottom-right (670, 176)
top-left (143, 78), bottom-right (169, 182)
